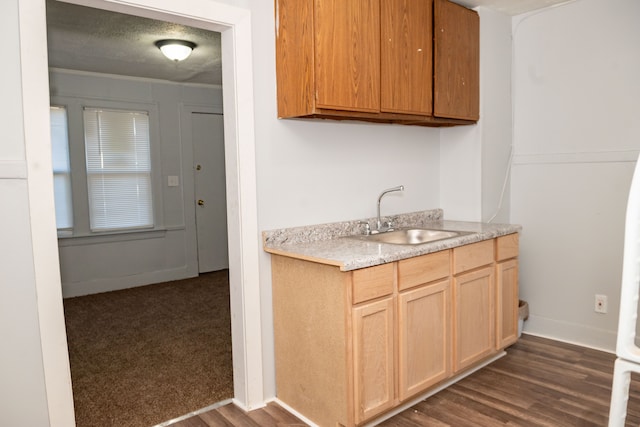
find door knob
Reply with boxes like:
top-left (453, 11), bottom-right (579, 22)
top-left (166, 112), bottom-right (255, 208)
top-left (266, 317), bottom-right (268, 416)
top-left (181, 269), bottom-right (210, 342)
top-left (196, 164), bottom-right (202, 171)
top-left (197, 199), bottom-right (205, 206)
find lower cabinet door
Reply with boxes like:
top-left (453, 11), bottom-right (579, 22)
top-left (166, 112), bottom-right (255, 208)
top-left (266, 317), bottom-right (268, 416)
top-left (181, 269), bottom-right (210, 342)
top-left (353, 297), bottom-right (395, 424)
top-left (496, 258), bottom-right (519, 349)
top-left (398, 279), bottom-right (451, 401)
top-left (454, 266), bottom-right (495, 372)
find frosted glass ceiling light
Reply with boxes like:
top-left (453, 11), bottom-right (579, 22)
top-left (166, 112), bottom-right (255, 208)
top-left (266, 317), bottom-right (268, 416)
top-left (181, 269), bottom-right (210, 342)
top-left (155, 39), bottom-right (196, 62)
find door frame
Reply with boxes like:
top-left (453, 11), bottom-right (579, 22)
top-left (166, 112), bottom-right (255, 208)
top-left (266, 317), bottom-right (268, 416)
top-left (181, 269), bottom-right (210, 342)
top-left (21, 0), bottom-right (264, 423)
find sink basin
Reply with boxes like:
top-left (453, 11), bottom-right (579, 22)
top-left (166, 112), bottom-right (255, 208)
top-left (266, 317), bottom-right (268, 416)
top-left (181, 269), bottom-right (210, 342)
top-left (349, 228), bottom-right (468, 245)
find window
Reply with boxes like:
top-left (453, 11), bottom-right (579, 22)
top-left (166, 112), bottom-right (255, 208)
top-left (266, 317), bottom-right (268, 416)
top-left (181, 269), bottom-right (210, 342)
top-left (83, 108), bottom-right (154, 232)
top-left (50, 106), bottom-right (73, 230)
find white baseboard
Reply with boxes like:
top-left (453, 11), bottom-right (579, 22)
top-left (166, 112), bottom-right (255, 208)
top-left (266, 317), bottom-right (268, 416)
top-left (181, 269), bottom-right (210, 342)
top-left (153, 398), bottom-right (233, 427)
top-left (61, 265), bottom-right (197, 297)
top-left (523, 314), bottom-right (617, 354)
top-left (232, 397), bottom-right (266, 413)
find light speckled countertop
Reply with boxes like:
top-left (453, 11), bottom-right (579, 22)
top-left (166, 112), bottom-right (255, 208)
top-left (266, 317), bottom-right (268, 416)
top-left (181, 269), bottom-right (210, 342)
top-left (262, 209), bottom-right (522, 271)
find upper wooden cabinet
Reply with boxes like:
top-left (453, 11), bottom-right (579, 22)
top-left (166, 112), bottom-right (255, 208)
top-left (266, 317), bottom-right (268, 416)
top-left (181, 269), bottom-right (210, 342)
top-left (434, 0), bottom-right (480, 120)
top-left (380, 0), bottom-right (433, 115)
top-left (314, 0), bottom-right (380, 113)
top-left (274, 0), bottom-right (479, 126)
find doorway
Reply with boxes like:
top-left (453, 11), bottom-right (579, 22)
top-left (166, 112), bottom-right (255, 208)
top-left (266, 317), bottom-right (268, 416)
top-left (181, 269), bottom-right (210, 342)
top-left (22, 0), bottom-right (263, 424)
top-left (46, 3), bottom-right (237, 424)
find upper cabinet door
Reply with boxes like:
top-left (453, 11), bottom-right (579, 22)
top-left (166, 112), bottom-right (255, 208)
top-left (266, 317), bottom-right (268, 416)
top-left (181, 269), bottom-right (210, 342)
top-left (275, 0), bottom-right (315, 119)
top-left (314, 0), bottom-right (380, 113)
top-left (380, 0), bottom-right (433, 115)
top-left (433, 0), bottom-right (479, 120)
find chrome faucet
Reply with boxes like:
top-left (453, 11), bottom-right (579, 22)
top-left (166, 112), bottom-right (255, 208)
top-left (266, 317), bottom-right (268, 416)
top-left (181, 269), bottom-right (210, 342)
top-left (375, 185), bottom-right (404, 233)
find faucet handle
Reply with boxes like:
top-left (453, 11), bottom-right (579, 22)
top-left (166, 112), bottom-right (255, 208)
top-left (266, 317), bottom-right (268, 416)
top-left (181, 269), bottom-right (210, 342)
top-left (384, 216), bottom-right (399, 231)
top-left (358, 221), bottom-right (372, 236)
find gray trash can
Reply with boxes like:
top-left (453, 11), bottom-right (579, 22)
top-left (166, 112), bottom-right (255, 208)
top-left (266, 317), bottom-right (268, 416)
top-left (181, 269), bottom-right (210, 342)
top-left (518, 300), bottom-right (529, 337)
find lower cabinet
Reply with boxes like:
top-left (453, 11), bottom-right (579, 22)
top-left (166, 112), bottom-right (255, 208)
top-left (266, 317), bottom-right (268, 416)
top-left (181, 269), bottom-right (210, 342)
top-left (351, 263), bottom-right (397, 423)
top-left (496, 258), bottom-right (519, 349)
top-left (353, 297), bottom-right (396, 423)
top-left (353, 298), bottom-right (395, 423)
top-left (496, 233), bottom-right (520, 349)
top-left (398, 278), bottom-right (451, 400)
top-left (453, 266), bottom-right (495, 372)
top-left (270, 233), bottom-right (519, 427)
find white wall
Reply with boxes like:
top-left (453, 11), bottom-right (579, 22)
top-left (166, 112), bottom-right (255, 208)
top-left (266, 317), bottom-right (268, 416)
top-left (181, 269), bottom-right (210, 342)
top-left (478, 8), bottom-right (513, 224)
top-left (49, 70), bottom-right (224, 297)
top-left (0, 181), bottom-right (50, 426)
top-left (511, 0), bottom-right (640, 351)
top-left (1, 0), bottom-right (76, 425)
top-left (440, 7), bottom-right (512, 223)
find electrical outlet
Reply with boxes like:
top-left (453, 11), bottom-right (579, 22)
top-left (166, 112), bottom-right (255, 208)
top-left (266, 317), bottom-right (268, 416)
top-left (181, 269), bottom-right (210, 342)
top-left (595, 294), bottom-right (608, 314)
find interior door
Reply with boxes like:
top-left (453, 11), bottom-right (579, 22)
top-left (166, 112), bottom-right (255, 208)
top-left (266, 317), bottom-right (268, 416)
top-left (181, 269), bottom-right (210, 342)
top-left (192, 112), bottom-right (228, 273)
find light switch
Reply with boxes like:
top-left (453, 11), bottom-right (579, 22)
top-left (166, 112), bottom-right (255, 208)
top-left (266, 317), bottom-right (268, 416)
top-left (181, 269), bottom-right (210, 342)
top-left (168, 175), bottom-right (179, 187)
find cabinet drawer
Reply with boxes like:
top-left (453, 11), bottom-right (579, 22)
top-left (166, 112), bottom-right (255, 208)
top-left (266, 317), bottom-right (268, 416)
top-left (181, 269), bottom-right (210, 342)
top-left (453, 240), bottom-right (494, 274)
top-left (398, 250), bottom-right (450, 291)
top-left (352, 263), bottom-right (395, 304)
top-left (496, 233), bottom-right (519, 261)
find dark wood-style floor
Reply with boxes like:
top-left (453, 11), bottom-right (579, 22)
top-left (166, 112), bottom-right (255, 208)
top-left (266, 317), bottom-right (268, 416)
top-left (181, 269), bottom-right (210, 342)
top-left (169, 334), bottom-right (640, 427)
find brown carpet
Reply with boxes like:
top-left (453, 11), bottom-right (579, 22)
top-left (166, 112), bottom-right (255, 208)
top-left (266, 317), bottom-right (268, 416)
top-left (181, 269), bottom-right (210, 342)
top-left (63, 270), bottom-right (234, 427)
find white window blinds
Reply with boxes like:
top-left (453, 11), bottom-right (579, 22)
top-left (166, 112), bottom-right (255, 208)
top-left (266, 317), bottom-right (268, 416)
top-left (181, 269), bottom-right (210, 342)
top-left (50, 106), bottom-right (73, 230)
top-left (83, 108), bottom-right (153, 232)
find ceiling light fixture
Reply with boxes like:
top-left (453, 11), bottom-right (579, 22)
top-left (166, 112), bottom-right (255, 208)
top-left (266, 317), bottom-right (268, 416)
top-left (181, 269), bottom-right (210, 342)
top-left (155, 39), bottom-right (196, 62)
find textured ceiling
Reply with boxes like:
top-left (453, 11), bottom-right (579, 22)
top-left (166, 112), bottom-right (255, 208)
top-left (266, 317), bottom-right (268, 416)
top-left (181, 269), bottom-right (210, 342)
top-left (46, 0), bottom-right (573, 86)
top-left (46, 0), bottom-right (222, 85)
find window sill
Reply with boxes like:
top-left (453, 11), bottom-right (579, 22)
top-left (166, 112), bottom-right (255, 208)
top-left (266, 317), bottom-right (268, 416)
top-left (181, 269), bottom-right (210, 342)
top-left (57, 228), bottom-right (170, 247)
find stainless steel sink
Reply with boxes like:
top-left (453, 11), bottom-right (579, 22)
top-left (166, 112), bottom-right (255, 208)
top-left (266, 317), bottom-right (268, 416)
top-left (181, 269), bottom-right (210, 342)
top-left (349, 228), bottom-right (468, 245)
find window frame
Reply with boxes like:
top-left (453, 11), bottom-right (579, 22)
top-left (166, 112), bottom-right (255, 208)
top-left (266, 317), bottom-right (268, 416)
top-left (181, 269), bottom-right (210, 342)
top-left (49, 105), bottom-right (74, 234)
top-left (50, 96), bottom-right (164, 240)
